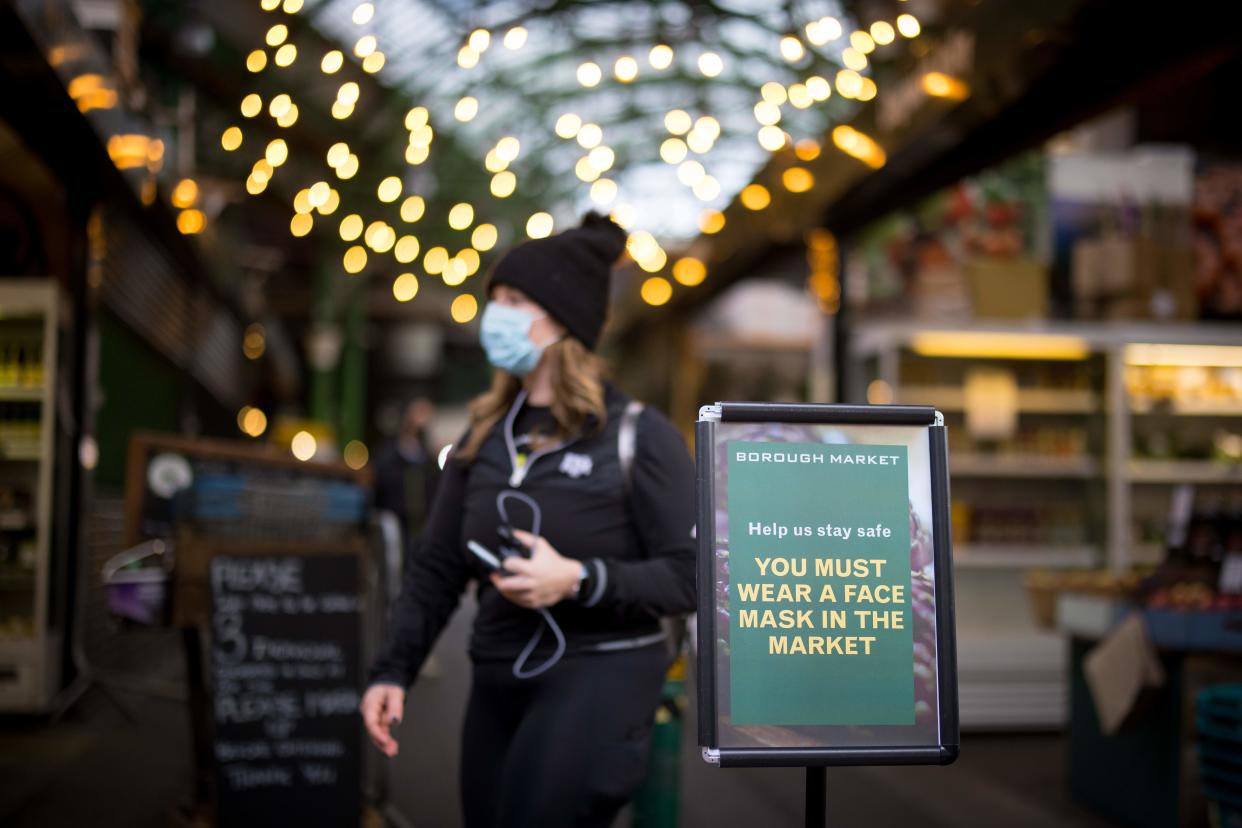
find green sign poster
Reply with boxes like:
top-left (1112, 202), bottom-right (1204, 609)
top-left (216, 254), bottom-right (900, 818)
top-left (727, 440), bottom-right (914, 726)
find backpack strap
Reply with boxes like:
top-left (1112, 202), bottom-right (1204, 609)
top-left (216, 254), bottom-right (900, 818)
top-left (618, 399), bottom-right (644, 496)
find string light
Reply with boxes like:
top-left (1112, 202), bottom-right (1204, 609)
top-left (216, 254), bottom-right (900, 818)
top-left (336, 153), bottom-right (359, 178)
top-left (788, 83), bottom-right (813, 109)
top-left (698, 52), bottom-right (723, 77)
top-left (458, 46), bottom-right (480, 69)
top-left (308, 181), bottom-right (330, 207)
top-left (858, 77), bottom-right (878, 101)
top-left (740, 184), bottom-right (771, 210)
top-left (526, 212), bottom-right (554, 239)
top-left (394, 235), bottom-right (420, 263)
top-left (265, 24), bottom-right (288, 47)
top-left (590, 178), bottom-right (618, 205)
top-left (673, 257), bottom-right (707, 286)
top-left (754, 101), bottom-right (781, 126)
top-left (247, 50), bottom-right (267, 72)
top-left (448, 202), bottom-right (475, 230)
top-left (451, 294), bottom-right (478, 323)
top-left (577, 62), bottom-right (602, 87)
top-left (588, 146), bottom-right (615, 172)
top-left (575, 157), bottom-right (600, 182)
top-left (221, 126), bottom-right (243, 151)
top-left (171, 179), bottom-right (198, 208)
top-left (850, 31), bottom-right (876, 54)
top-left (870, 21), bottom-right (896, 45)
top-left (761, 82), bottom-right (787, 105)
top-left (339, 214), bottom-right (363, 241)
top-left (491, 171), bottom-right (517, 197)
top-left (240, 407), bottom-right (267, 437)
top-left (836, 69), bottom-right (864, 98)
top-left (265, 138), bottom-right (289, 166)
top-left (400, 195), bottom-right (425, 222)
top-left (692, 175), bottom-right (720, 201)
top-left (344, 441), bottom-right (369, 470)
top-left (458, 248), bottom-right (481, 276)
top-left (291, 431), bottom-right (317, 461)
top-left (806, 76), bottom-right (832, 101)
top-left (343, 245), bottom-right (368, 274)
top-left (469, 29), bottom-right (491, 52)
top-left (664, 110), bottom-right (692, 135)
top-left (322, 50), bottom-right (344, 73)
top-left (352, 3), bottom-right (374, 25)
top-left (795, 139), bottom-right (821, 161)
top-left (660, 138), bottom-right (688, 164)
top-left (393, 273), bottom-right (419, 302)
top-left (363, 52), bottom-right (385, 73)
top-left (503, 27), bottom-right (527, 49)
top-left (269, 93), bottom-right (292, 118)
top-left (842, 48), bottom-right (867, 71)
top-left (614, 56), bottom-right (638, 82)
top-left (648, 44), bottom-right (674, 70)
top-left (276, 104), bottom-right (299, 127)
top-left (465, 225), bottom-right (496, 253)
top-left (354, 35), bottom-right (377, 58)
top-left (274, 44), bottom-right (297, 67)
top-left (921, 72), bottom-right (968, 100)
top-left (455, 96), bottom-right (479, 122)
top-left (319, 189), bottom-right (340, 215)
top-left (241, 93), bottom-right (263, 117)
top-left (641, 277), bottom-right (672, 306)
top-left (424, 246), bottom-right (449, 274)
top-left (832, 125), bottom-right (886, 168)
top-left (757, 125), bottom-right (787, 151)
top-left (677, 159), bottom-right (705, 186)
top-left (699, 210), bottom-right (725, 234)
top-left (177, 209), bottom-right (205, 235)
top-left (495, 136), bottom-right (521, 161)
top-left (377, 176), bottom-right (402, 202)
top-left (290, 212), bottom-right (313, 237)
top-left (442, 258), bottom-right (467, 285)
top-left (686, 130), bottom-right (713, 154)
top-left (782, 167), bottom-right (814, 193)
top-left (555, 113), bottom-right (582, 139)
top-left (897, 14), bottom-right (921, 38)
top-left (576, 124), bottom-right (602, 149)
top-left (780, 36), bottom-right (805, 62)
top-left (404, 106), bottom-right (428, 129)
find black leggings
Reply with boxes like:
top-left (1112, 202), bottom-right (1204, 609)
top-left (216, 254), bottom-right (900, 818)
top-left (460, 644), bottom-right (668, 828)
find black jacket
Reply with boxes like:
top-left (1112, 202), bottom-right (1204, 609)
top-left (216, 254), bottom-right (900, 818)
top-left (368, 384), bottom-right (697, 687)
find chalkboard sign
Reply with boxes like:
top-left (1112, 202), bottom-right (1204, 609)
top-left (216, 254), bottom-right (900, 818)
top-left (210, 554), bottom-right (363, 827)
top-left (696, 402), bottom-right (958, 767)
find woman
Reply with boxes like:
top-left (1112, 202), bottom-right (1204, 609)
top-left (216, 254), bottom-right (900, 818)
top-left (360, 212), bottom-right (697, 828)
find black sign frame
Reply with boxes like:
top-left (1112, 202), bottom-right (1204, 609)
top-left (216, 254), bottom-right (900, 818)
top-left (696, 402), bottom-right (959, 768)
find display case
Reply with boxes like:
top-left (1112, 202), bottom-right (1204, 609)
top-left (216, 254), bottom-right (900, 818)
top-left (0, 280), bottom-right (61, 711)
top-left (852, 321), bottom-right (1242, 728)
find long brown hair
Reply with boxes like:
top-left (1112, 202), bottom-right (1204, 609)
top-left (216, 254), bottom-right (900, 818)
top-left (455, 336), bottom-right (608, 463)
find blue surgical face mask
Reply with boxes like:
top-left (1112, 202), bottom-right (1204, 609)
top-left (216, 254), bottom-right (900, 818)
top-left (480, 302), bottom-right (547, 376)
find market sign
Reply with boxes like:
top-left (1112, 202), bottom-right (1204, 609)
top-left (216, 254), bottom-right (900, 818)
top-left (696, 402), bottom-right (958, 766)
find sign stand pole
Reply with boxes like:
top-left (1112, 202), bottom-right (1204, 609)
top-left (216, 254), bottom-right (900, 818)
top-left (805, 766), bottom-right (826, 828)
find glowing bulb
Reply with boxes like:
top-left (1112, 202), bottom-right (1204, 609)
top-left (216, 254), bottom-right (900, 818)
top-left (686, 130), bottom-right (713, 154)
top-left (377, 176), bottom-right (402, 203)
top-left (696, 116), bottom-right (720, 139)
top-left (362, 52), bottom-right (385, 73)
top-left (673, 257), bottom-right (707, 287)
top-left (442, 258), bottom-right (467, 286)
top-left (590, 178), bottom-right (618, 205)
top-left (484, 149), bottom-right (508, 173)
top-left (576, 124), bottom-right (602, 149)
top-left (870, 21), bottom-right (895, 45)
top-left (246, 50), bottom-right (267, 72)
top-left (451, 294), bottom-right (478, 324)
top-left (782, 166), bottom-right (814, 193)
top-left (588, 146), bottom-right (615, 172)
top-left (469, 29), bottom-right (490, 52)
top-left (836, 69), bottom-right (864, 98)
top-left (665, 110), bottom-right (692, 136)
top-left (458, 248), bottom-right (481, 276)
top-left (406, 144), bottom-right (430, 165)
top-left (241, 407), bottom-right (267, 437)
top-left (344, 441), bottom-right (369, 470)
top-left (269, 93), bottom-right (292, 118)
top-left (171, 178), bottom-right (198, 208)
top-left (241, 93), bottom-right (263, 118)
top-left (276, 103), bottom-right (299, 127)
top-left (176, 209), bottom-right (205, 235)
top-left (448, 202), bottom-right (474, 230)
top-left (321, 50), bottom-right (344, 73)
top-left (327, 142), bottom-right (350, 168)
top-left (337, 81), bottom-right (360, 105)
top-left (555, 113), bottom-right (581, 139)
top-left (343, 245), bottom-right (368, 274)
top-left (454, 96), bottom-right (478, 122)
top-left (677, 160), bottom-right (705, 186)
top-left (491, 171), bottom-right (516, 198)
top-left (740, 184), bottom-right (771, 210)
top-left (457, 46), bottom-right (479, 69)
top-left (319, 189), bottom-right (340, 215)
top-left (761, 82), bottom-right (788, 105)
top-left (795, 139), bottom-right (821, 161)
top-left (336, 153), bottom-right (359, 179)
top-left (842, 47), bottom-right (867, 71)
top-left (897, 14), bottom-right (921, 38)
top-left (495, 136), bottom-right (521, 162)
top-left (641, 277), bottom-right (673, 306)
top-left (780, 36), bottom-right (805, 62)
top-left (850, 31), bottom-right (875, 54)
top-left (221, 126), bottom-right (243, 151)
top-left (265, 24), bottom-right (288, 47)
top-left (575, 157), bottom-right (600, 183)
top-left (611, 203), bottom-right (636, 229)
top-left (245, 175), bottom-right (266, 195)
top-left (698, 51), bottom-right (723, 77)
top-left (291, 430), bottom-right (317, 461)
top-left (472, 224), bottom-right (498, 251)
top-left (660, 138), bottom-right (688, 164)
top-left (815, 16), bottom-right (843, 42)
top-left (400, 195), bottom-right (425, 223)
top-left (290, 212), bottom-right (313, 237)
top-left (858, 77), bottom-right (878, 101)
top-left (503, 27), bottom-right (527, 49)
top-left (423, 246), bottom-right (448, 274)
top-left (394, 235), bottom-right (420, 263)
top-left (754, 101), bottom-right (781, 126)
top-left (354, 35), bottom-right (377, 58)
top-left (699, 210), bottom-right (725, 234)
top-left (526, 212), bottom-right (553, 239)
top-left (371, 225), bottom-right (396, 254)
top-left (308, 181), bottom-right (330, 207)
top-left (806, 76), bottom-right (832, 101)
top-left (577, 62), bottom-right (602, 87)
top-left (339, 214), bottom-right (363, 241)
top-left (758, 125), bottom-right (787, 151)
top-left (265, 138), bottom-right (288, 166)
top-left (614, 56), bottom-right (638, 82)
top-left (404, 106), bottom-right (428, 129)
top-left (693, 175), bottom-right (720, 201)
top-left (252, 159), bottom-right (274, 184)
top-left (274, 44), bottom-right (297, 67)
top-left (352, 3), bottom-right (374, 25)
top-left (393, 273), bottom-right (419, 302)
top-left (649, 44), bottom-right (674, 70)
top-left (788, 83), bottom-right (813, 109)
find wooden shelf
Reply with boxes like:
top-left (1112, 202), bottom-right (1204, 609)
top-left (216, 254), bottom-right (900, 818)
top-left (1129, 460), bottom-right (1242, 484)
top-left (0, 387), bottom-right (43, 403)
top-left (1131, 399), bottom-right (1242, 417)
top-left (951, 454), bottom-right (1099, 478)
top-left (955, 544), bottom-right (1098, 569)
top-left (900, 386), bottom-right (1098, 414)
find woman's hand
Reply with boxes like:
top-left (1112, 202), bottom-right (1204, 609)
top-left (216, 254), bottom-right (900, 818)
top-left (489, 529), bottom-right (582, 609)
top-left (360, 683), bottom-right (405, 757)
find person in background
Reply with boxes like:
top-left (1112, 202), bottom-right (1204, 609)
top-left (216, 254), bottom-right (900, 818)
top-left (359, 213), bottom-right (697, 828)
top-left (373, 397), bottom-right (440, 542)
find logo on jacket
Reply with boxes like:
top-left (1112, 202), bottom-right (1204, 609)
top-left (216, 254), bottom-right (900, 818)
top-left (559, 452), bottom-right (594, 479)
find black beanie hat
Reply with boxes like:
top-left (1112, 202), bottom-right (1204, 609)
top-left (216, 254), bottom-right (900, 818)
top-left (487, 211), bottom-right (627, 350)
